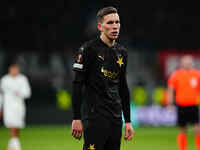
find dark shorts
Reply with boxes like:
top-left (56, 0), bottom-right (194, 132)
top-left (82, 116), bottom-right (122, 150)
top-left (177, 106), bottom-right (199, 127)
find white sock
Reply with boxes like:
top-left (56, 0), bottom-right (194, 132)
top-left (8, 137), bottom-right (21, 150)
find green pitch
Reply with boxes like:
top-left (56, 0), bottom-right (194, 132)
top-left (0, 125), bottom-right (197, 150)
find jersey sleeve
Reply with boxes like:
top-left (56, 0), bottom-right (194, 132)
top-left (72, 46), bottom-right (90, 72)
top-left (18, 76), bottom-right (31, 99)
top-left (0, 76), bottom-right (15, 93)
top-left (168, 71), bottom-right (177, 89)
top-left (0, 77), bottom-right (7, 93)
top-left (119, 49), bottom-right (131, 123)
top-left (197, 70), bottom-right (200, 88)
top-left (72, 44), bottom-right (91, 120)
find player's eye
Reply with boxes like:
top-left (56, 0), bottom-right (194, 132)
top-left (115, 21), bottom-right (120, 24)
top-left (107, 21), bottom-right (114, 24)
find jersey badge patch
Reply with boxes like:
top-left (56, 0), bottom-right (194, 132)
top-left (88, 144), bottom-right (95, 150)
top-left (117, 56), bottom-right (124, 67)
top-left (76, 54), bottom-right (83, 63)
top-left (98, 55), bottom-right (104, 61)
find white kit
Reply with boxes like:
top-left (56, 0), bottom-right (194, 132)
top-left (0, 74), bottom-right (31, 128)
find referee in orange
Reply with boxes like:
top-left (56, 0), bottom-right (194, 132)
top-left (168, 55), bottom-right (200, 150)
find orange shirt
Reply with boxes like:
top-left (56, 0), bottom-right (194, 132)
top-left (168, 69), bottom-right (200, 106)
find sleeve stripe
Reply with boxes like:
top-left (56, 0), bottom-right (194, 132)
top-left (73, 63), bottom-right (83, 69)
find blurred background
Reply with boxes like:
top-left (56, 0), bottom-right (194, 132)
top-left (1, 0), bottom-right (200, 126)
top-left (0, 0), bottom-right (200, 150)
top-left (1, 1), bottom-right (200, 149)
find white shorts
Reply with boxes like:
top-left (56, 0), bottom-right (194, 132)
top-left (3, 103), bottom-right (26, 129)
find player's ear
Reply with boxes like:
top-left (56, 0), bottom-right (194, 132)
top-left (97, 23), bottom-right (102, 32)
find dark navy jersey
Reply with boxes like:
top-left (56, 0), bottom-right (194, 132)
top-left (72, 37), bottom-right (131, 123)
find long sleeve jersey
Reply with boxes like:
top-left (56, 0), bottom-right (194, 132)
top-left (72, 37), bottom-right (131, 124)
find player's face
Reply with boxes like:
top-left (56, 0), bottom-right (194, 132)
top-left (180, 56), bottom-right (194, 69)
top-left (98, 13), bottom-right (120, 40)
top-left (9, 66), bottom-right (20, 76)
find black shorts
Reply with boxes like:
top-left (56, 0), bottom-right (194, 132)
top-left (82, 116), bottom-right (122, 150)
top-left (177, 106), bottom-right (199, 127)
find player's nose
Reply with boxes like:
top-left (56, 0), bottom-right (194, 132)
top-left (112, 25), bottom-right (118, 29)
top-left (113, 24), bottom-right (120, 30)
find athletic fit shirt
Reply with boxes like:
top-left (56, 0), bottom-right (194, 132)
top-left (72, 37), bottom-right (130, 123)
top-left (168, 69), bottom-right (200, 106)
top-left (0, 74), bottom-right (31, 128)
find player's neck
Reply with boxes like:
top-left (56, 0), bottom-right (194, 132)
top-left (100, 34), bottom-right (115, 47)
top-left (181, 66), bottom-right (193, 70)
top-left (9, 73), bottom-right (18, 77)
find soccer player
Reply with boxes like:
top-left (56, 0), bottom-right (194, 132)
top-left (0, 63), bottom-right (31, 150)
top-left (71, 6), bottom-right (134, 150)
top-left (168, 55), bottom-right (200, 150)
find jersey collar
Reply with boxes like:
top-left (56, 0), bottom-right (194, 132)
top-left (97, 36), bottom-right (118, 49)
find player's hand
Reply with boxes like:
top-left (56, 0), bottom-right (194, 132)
top-left (72, 120), bottom-right (83, 140)
top-left (124, 122), bottom-right (134, 141)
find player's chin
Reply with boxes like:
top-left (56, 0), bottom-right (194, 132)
top-left (109, 35), bottom-right (119, 40)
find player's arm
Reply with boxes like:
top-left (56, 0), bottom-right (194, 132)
top-left (120, 71), bottom-right (131, 123)
top-left (16, 76), bottom-right (31, 99)
top-left (72, 72), bottom-right (85, 120)
top-left (167, 86), bottom-right (175, 106)
top-left (72, 72), bottom-right (85, 140)
top-left (72, 45), bottom-right (90, 140)
top-left (119, 50), bottom-right (134, 141)
top-left (167, 72), bottom-right (177, 106)
top-left (120, 71), bottom-right (134, 141)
